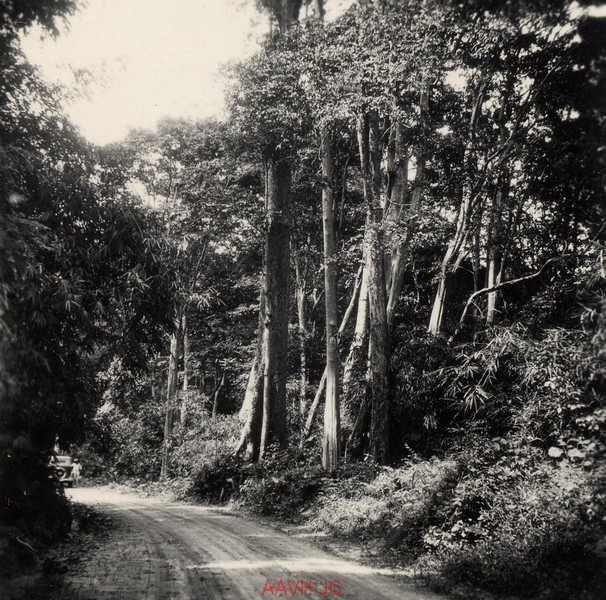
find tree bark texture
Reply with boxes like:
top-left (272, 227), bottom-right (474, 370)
top-left (259, 157), bottom-right (291, 457)
top-left (320, 127), bottom-right (340, 474)
top-left (357, 111), bottom-right (390, 464)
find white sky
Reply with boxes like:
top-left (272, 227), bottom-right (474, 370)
top-left (21, 0), bottom-right (354, 146)
top-left (21, 0), bottom-right (266, 145)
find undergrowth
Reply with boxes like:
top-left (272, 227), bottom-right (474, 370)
top-left (178, 436), bottom-right (604, 600)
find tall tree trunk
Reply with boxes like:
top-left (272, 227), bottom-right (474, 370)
top-left (237, 159), bottom-right (291, 460)
top-left (386, 85), bottom-right (428, 331)
top-left (161, 314), bottom-right (182, 479)
top-left (300, 264), bottom-right (362, 448)
top-left (182, 313), bottom-right (189, 392)
top-left (235, 296), bottom-right (265, 460)
top-left (486, 92), bottom-right (511, 326)
top-left (342, 260), bottom-right (368, 426)
top-left (383, 119), bottom-right (408, 280)
top-left (320, 127), bottom-right (340, 474)
top-left (486, 186), bottom-right (504, 325)
top-left (237, 0), bottom-right (298, 462)
top-left (259, 157), bottom-right (291, 458)
top-left (357, 111), bottom-right (390, 464)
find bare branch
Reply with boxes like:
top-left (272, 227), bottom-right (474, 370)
top-left (449, 254), bottom-right (573, 343)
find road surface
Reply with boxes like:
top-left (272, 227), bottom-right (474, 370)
top-left (61, 486), bottom-right (443, 600)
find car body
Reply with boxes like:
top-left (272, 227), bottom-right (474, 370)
top-left (49, 455), bottom-right (77, 487)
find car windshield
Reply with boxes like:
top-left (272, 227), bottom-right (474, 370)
top-left (52, 456), bottom-right (72, 464)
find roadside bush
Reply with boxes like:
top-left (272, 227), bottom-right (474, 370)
top-left (314, 458), bottom-right (460, 555)
top-left (102, 400), bottom-right (164, 480)
top-left (427, 461), bottom-right (605, 599)
top-left (390, 331), bottom-right (458, 456)
top-left (233, 449), bottom-right (325, 520)
top-left (170, 414), bottom-right (240, 478)
top-left (166, 413), bottom-right (241, 502)
top-left (0, 474), bottom-right (72, 579)
top-left (190, 451), bottom-right (245, 503)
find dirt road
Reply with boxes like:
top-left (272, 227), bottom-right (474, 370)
top-left (60, 486), bottom-right (442, 600)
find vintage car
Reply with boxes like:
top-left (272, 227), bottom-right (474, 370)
top-left (49, 454), bottom-right (78, 487)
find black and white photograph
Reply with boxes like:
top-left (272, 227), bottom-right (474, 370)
top-left (1, 1), bottom-right (605, 598)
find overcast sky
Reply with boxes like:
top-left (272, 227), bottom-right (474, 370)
top-left (21, 0), bottom-right (266, 145)
top-left (21, 0), bottom-right (354, 146)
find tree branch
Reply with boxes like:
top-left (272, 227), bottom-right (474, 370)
top-left (449, 254), bottom-right (573, 343)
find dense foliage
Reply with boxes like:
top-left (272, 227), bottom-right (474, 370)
top-left (1, 0), bottom-right (604, 597)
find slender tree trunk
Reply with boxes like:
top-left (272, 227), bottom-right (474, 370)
top-left (357, 111), bottom-right (390, 464)
top-left (320, 127), bottom-right (340, 474)
top-left (342, 260), bottom-right (368, 425)
top-left (383, 120), bottom-right (407, 279)
top-left (179, 314), bottom-right (190, 425)
top-left (161, 314), bottom-right (182, 479)
top-left (386, 86), bottom-right (428, 331)
top-left (486, 189), bottom-right (504, 325)
top-left (384, 120), bottom-right (408, 281)
top-left (427, 192), bottom-right (476, 336)
top-left (486, 93), bottom-right (511, 325)
top-left (300, 265), bottom-right (362, 447)
top-left (386, 165), bottom-right (421, 331)
top-left (211, 368), bottom-right (225, 419)
top-left (294, 254), bottom-right (310, 415)
top-left (182, 314), bottom-right (189, 391)
top-left (472, 209), bottom-right (483, 292)
top-left (235, 286), bottom-right (266, 460)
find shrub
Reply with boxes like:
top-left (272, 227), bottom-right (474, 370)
top-left (233, 448), bottom-right (326, 521)
top-left (162, 413), bottom-right (241, 501)
top-left (189, 451), bottom-right (245, 503)
top-left (314, 458), bottom-right (460, 556)
top-left (0, 475), bottom-right (72, 579)
top-left (428, 462), bottom-right (605, 598)
top-left (170, 414), bottom-right (240, 478)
